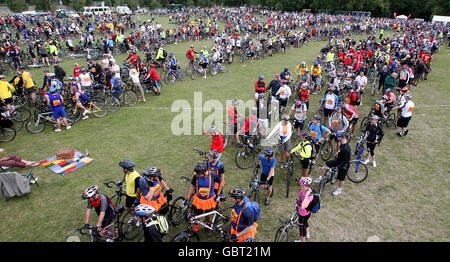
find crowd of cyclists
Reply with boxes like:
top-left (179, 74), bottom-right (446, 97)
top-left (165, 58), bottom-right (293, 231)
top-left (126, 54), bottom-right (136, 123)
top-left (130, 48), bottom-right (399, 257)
top-left (0, 6), bottom-right (447, 242)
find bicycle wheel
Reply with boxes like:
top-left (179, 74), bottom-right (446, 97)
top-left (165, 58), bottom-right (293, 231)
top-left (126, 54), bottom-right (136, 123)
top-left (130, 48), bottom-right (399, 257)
top-left (15, 107), bottom-right (31, 122)
top-left (222, 135), bottom-right (228, 150)
top-left (168, 196), bottom-right (186, 226)
top-left (371, 79), bottom-right (377, 96)
top-left (216, 205), bottom-right (233, 230)
top-left (188, 67), bottom-right (198, 80)
top-left (26, 117), bottom-right (46, 134)
top-left (179, 70), bottom-right (187, 81)
top-left (66, 105), bottom-right (82, 123)
top-left (170, 230), bottom-right (200, 242)
top-left (10, 114), bottom-right (24, 132)
top-left (164, 72), bottom-right (173, 85)
top-left (320, 140), bottom-right (333, 161)
top-left (235, 147), bottom-right (256, 170)
top-left (105, 96), bottom-right (121, 113)
top-left (120, 209), bottom-right (143, 240)
top-left (123, 91), bottom-right (137, 106)
top-left (359, 117), bottom-right (370, 133)
top-left (317, 175), bottom-right (326, 196)
top-left (384, 113), bottom-right (395, 128)
top-left (274, 226), bottom-right (290, 242)
top-left (347, 160), bottom-right (368, 183)
top-left (91, 101), bottom-right (108, 118)
top-left (0, 127), bottom-right (16, 142)
top-left (286, 166), bottom-right (294, 198)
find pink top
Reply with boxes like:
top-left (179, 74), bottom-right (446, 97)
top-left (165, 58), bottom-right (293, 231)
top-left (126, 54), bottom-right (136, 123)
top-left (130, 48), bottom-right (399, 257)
top-left (297, 190), bottom-right (314, 216)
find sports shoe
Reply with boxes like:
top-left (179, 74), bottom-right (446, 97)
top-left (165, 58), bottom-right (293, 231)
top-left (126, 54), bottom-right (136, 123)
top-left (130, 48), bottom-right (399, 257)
top-left (83, 110), bottom-right (89, 115)
top-left (280, 163), bottom-right (284, 169)
top-left (362, 159), bottom-right (370, 165)
top-left (294, 240), bottom-right (302, 242)
top-left (332, 188), bottom-right (342, 196)
top-left (264, 198), bottom-right (270, 206)
top-left (55, 128), bottom-right (62, 132)
top-left (306, 232), bottom-right (310, 239)
top-left (82, 115), bottom-right (89, 120)
top-left (373, 161), bottom-right (376, 168)
top-left (66, 125), bottom-right (71, 130)
top-left (314, 176), bottom-right (323, 183)
top-left (270, 189), bottom-right (274, 197)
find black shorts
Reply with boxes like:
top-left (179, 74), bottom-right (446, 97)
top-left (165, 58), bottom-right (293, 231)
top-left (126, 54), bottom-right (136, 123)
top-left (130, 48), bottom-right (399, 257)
top-left (397, 116), bottom-right (411, 128)
top-left (101, 214), bottom-right (114, 228)
top-left (200, 62), bottom-right (208, 69)
top-left (260, 173), bottom-right (274, 186)
top-left (323, 108), bottom-right (333, 117)
top-left (25, 87), bottom-right (35, 94)
top-left (40, 53), bottom-right (48, 58)
top-left (293, 119), bottom-right (305, 130)
top-left (125, 195), bottom-right (137, 208)
top-left (325, 159), bottom-right (348, 181)
top-left (279, 98), bottom-right (288, 108)
top-left (350, 117), bottom-right (359, 125)
top-left (300, 158), bottom-right (310, 169)
top-left (3, 97), bottom-right (13, 105)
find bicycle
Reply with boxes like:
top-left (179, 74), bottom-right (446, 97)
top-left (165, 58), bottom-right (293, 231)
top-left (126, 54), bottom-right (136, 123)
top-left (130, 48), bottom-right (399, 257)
top-left (103, 181), bottom-right (143, 240)
top-left (164, 67), bottom-right (187, 84)
top-left (66, 98), bottom-right (108, 122)
top-left (0, 115), bottom-right (16, 142)
top-left (234, 134), bottom-right (262, 170)
top-left (274, 208), bottom-right (304, 242)
top-left (285, 154), bottom-right (297, 198)
top-left (170, 201), bottom-right (232, 242)
top-left (248, 165), bottom-right (268, 204)
top-left (359, 107), bottom-right (396, 133)
top-left (25, 107), bottom-right (75, 134)
top-left (192, 148), bottom-right (209, 162)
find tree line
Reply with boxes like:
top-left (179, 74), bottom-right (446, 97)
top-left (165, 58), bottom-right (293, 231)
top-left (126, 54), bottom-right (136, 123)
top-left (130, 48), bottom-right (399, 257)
top-left (1, 0), bottom-right (448, 21)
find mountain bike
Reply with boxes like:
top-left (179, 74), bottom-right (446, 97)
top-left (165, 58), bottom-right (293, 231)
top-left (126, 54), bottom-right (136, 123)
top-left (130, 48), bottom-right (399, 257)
top-left (347, 135), bottom-right (370, 183)
top-left (285, 155), bottom-right (297, 198)
top-left (274, 208), bottom-right (304, 242)
top-left (164, 67), bottom-right (187, 84)
top-left (248, 165), bottom-right (268, 204)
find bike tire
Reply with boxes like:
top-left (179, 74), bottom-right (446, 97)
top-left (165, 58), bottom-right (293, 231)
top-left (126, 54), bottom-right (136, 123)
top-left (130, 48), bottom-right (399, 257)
top-left (92, 101), bottom-right (108, 118)
top-left (105, 96), bottom-right (121, 113)
top-left (235, 147), bottom-right (256, 170)
top-left (120, 210), bottom-right (144, 240)
top-left (320, 140), bottom-right (333, 161)
top-left (0, 128), bottom-right (16, 142)
top-left (123, 91), bottom-right (138, 106)
top-left (347, 160), bottom-right (368, 183)
top-left (168, 196), bottom-right (186, 226)
top-left (371, 79), bottom-right (377, 96)
top-left (274, 226), bottom-right (290, 242)
top-left (222, 134), bottom-right (228, 150)
top-left (188, 68), bottom-right (198, 80)
top-left (164, 72), bottom-right (172, 85)
top-left (286, 166), bottom-right (293, 198)
top-left (317, 175), bottom-right (326, 196)
top-left (384, 113), bottom-right (395, 128)
top-left (216, 205), bottom-right (233, 230)
top-left (26, 117), bottom-right (46, 134)
top-left (360, 117), bottom-right (370, 133)
top-left (170, 230), bottom-right (200, 242)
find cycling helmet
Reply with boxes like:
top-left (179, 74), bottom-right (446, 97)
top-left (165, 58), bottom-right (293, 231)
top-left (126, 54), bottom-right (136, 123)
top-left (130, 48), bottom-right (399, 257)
top-left (258, 93), bottom-right (265, 99)
top-left (263, 147), bottom-right (275, 157)
top-left (284, 66), bottom-right (289, 70)
top-left (142, 166), bottom-right (161, 178)
top-left (82, 185), bottom-right (98, 200)
top-left (232, 99), bottom-right (239, 106)
top-left (67, 76), bottom-right (75, 81)
top-left (208, 150), bottom-right (219, 159)
top-left (49, 87), bottom-right (57, 93)
top-left (259, 75), bottom-right (264, 80)
top-left (251, 107), bottom-right (257, 115)
top-left (304, 68), bottom-right (310, 72)
top-left (313, 61), bottom-right (318, 66)
top-left (300, 130), bottom-right (311, 139)
top-left (169, 52), bottom-right (174, 57)
top-left (301, 61), bottom-right (306, 65)
top-left (299, 177), bottom-right (312, 186)
top-left (193, 161), bottom-right (208, 174)
top-left (282, 114), bottom-right (289, 121)
top-left (381, 95), bottom-right (388, 100)
top-left (134, 204), bottom-right (155, 217)
top-left (386, 88), bottom-right (392, 93)
top-left (118, 159), bottom-right (136, 169)
top-left (335, 132), bottom-right (344, 139)
top-left (404, 93), bottom-right (412, 100)
top-left (372, 115), bottom-right (380, 120)
top-left (0, 75), bottom-right (5, 79)
top-left (335, 106), bottom-right (342, 111)
top-left (207, 125), bottom-right (216, 134)
top-left (150, 64), bottom-right (155, 68)
top-left (401, 87), bottom-right (409, 92)
top-left (48, 73), bottom-right (55, 77)
top-left (295, 101), bottom-right (302, 107)
top-left (229, 188), bottom-right (246, 199)
top-left (312, 114), bottom-right (322, 120)
top-left (274, 73), bottom-right (280, 78)
top-left (80, 67), bottom-right (87, 72)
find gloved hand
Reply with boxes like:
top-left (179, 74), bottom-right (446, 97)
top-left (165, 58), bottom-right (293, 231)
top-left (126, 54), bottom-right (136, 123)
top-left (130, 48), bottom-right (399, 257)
top-left (166, 188), bottom-right (174, 194)
top-left (134, 199), bottom-right (140, 205)
top-left (215, 196), bottom-right (221, 203)
top-left (183, 199), bottom-right (190, 206)
top-left (117, 181), bottom-right (122, 186)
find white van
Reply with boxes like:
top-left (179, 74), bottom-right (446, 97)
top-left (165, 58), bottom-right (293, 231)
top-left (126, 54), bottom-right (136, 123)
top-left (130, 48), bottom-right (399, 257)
top-left (116, 6), bottom-right (132, 15)
top-left (82, 6), bottom-right (111, 16)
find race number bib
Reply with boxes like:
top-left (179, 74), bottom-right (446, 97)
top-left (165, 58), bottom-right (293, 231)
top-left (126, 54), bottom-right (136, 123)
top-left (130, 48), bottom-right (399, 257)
top-left (332, 120), bottom-right (339, 126)
top-left (310, 131), bottom-right (318, 139)
top-left (52, 100), bottom-right (61, 107)
top-left (408, 106), bottom-right (414, 112)
top-left (327, 99), bottom-right (333, 105)
top-left (198, 187), bottom-right (209, 197)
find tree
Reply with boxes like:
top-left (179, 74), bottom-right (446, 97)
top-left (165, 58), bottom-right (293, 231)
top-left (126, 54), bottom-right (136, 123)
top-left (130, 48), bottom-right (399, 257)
top-left (35, 0), bottom-right (51, 11)
top-left (149, 0), bottom-right (160, 9)
top-left (71, 0), bottom-right (85, 12)
top-left (6, 0), bottom-right (29, 12)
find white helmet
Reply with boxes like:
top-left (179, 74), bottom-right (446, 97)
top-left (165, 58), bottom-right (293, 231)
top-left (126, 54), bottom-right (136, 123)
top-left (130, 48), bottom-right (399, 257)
top-left (299, 177), bottom-right (312, 186)
top-left (134, 204), bottom-right (155, 217)
top-left (82, 185), bottom-right (98, 200)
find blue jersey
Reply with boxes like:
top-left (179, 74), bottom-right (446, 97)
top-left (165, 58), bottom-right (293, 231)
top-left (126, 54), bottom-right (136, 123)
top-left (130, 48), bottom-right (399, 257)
top-left (258, 154), bottom-right (276, 176)
top-left (308, 122), bottom-right (329, 141)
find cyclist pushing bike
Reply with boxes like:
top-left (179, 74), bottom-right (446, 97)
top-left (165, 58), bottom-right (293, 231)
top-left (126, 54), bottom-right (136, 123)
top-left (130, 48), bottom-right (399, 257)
top-left (116, 160), bottom-right (142, 222)
top-left (229, 188), bottom-right (258, 242)
top-left (290, 131), bottom-right (313, 178)
top-left (69, 76), bottom-right (90, 120)
top-left (137, 166), bottom-right (172, 215)
top-left (133, 204), bottom-right (164, 242)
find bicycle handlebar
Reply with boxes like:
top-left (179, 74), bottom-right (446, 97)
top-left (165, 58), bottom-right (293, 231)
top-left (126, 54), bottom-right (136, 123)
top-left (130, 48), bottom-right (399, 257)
top-left (180, 176), bottom-right (192, 183)
top-left (193, 148), bottom-right (207, 155)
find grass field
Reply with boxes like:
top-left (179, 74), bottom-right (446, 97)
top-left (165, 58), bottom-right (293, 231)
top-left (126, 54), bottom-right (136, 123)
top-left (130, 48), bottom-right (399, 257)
top-left (0, 15), bottom-right (449, 242)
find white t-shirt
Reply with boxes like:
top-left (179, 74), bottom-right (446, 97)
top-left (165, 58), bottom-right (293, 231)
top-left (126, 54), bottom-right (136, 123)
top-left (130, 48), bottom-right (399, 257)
top-left (291, 104), bottom-right (307, 121)
top-left (78, 73), bottom-right (92, 87)
top-left (401, 100), bottom-right (414, 118)
top-left (276, 85), bottom-right (291, 100)
top-left (110, 64), bottom-right (121, 78)
top-left (355, 75), bottom-right (368, 88)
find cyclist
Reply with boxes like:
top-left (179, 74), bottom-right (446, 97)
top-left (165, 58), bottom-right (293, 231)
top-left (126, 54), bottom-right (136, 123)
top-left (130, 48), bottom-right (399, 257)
top-left (69, 76), bottom-right (90, 119)
top-left (44, 87), bottom-right (71, 132)
top-left (207, 150), bottom-right (226, 198)
top-left (297, 82), bottom-right (310, 110)
top-left (290, 131), bottom-right (313, 178)
top-left (310, 61), bottom-right (323, 94)
top-left (373, 95), bottom-right (387, 120)
top-left (133, 204), bottom-right (164, 242)
top-left (392, 93), bottom-right (414, 137)
top-left (186, 45), bottom-right (197, 69)
top-left (81, 185), bottom-right (117, 239)
top-left (145, 64), bottom-right (161, 96)
top-left (328, 106), bottom-right (349, 152)
top-left (19, 67), bottom-right (37, 105)
top-left (289, 100), bottom-right (307, 136)
top-left (116, 159), bottom-right (142, 219)
top-left (229, 188), bottom-right (258, 242)
top-left (137, 166), bottom-right (172, 215)
top-left (280, 66), bottom-right (292, 86)
top-left (254, 75), bottom-right (266, 101)
top-left (236, 107), bottom-right (259, 145)
top-left (276, 80), bottom-right (292, 113)
top-left (256, 147), bottom-right (277, 206)
top-left (265, 114), bottom-right (292, 169)
top-left (0, 75), bottom-right (15, 114)
top-left (154, 45), bottom-right (167, 68)
top-left (110, 75), bottom-right (124, 106)
top-left (78, 67), bottom-right (93, 90)
top-left (256, 93), bottom-right (270, 137)
top-left (296, 177), bottom-right (314, 242)
top-left (342, 100), bottom-right (360, 136)
top-left (205, 125), bottom-right (224, 160)
top-left (314, 132), bottom-right (351, 196)
top-left (383, 72), bottom-right (398, 94)
top-left (184, 161), bottom-right (222, 232)
top-left (295, 61), bottom-right (308, 83)
top-left (362, 115), bottom-right (384, 168)
top-left (354, 71), bottom-right (368, 105)
top-left (307, 114), bottom-right (331, 164)
top-left (321, 86), bottom-right (339, 125)
top-left (199, 50), bottom-right (209, 79)
top-left (227, 99), bottom-right (241, 146)
top-left (267, 74), bottom-right (281, 104)
top-left (167, 52), bottom-right (181, 82)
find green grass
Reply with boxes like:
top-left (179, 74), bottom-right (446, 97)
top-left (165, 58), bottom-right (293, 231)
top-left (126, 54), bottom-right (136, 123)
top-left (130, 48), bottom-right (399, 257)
top-left (1, 17), bottom-right (449, 242)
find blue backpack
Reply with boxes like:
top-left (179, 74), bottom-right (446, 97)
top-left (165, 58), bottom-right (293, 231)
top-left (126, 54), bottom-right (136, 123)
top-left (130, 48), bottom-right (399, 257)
top-left (244, 200), bottom-right (261, 222)
top-left (304, 192), bottom-right (321, 213)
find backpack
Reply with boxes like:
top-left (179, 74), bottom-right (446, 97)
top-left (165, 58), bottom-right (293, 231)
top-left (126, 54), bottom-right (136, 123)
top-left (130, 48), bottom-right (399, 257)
top-left (244, 200), bottom-right (261, 222)
top-left (149, 215), bottom-right (169, 235)
top-left (162, 49), bottom-right (167, 58)
top-left (305, 191), bottom-right (321, 213)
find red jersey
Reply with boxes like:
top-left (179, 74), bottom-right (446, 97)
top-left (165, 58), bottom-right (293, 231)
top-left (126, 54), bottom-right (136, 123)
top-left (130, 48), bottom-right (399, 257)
top-left (211, 135), bottom-right (224, 153)
top-left (255, 80), bottom-right (266, 93)
top-left (73, 66), bottom-right (81, 77)
top-left (186, 49), bottom-right (195, 60)
top-left (227, 106), bottom-right (238, 124)
top-left (298, 88), bottom-right (310, 101)
top-left (149, 68), bottom-right (160, 81)
top-left (343, 103), bottom-right (359, 119)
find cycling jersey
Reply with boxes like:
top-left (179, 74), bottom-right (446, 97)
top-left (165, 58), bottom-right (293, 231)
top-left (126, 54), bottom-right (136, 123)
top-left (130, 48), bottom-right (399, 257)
top-left (322, 93), bottom-right (339, 110)
top-left (87, 193), bottom-right (115, 219)
top-left (230, 196), bottom-right (257, 242)
top-left (258, 154), bottom-right (276, 176)
top-left (125, 171), bottom-right (141, 198)
top-left (47, 93), bottom-right (63, 110)
top-left (343, 103), bottom-right (359, 119)
top-left (308, 122), bottom-right (329, 141)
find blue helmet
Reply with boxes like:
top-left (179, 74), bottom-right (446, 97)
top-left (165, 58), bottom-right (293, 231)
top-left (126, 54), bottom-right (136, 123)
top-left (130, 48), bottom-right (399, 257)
top-left (118, 159), bottom-right (135, 169)
top-left (49, 87), bottom-right (57, 93)
top-left (259, 75), bottom-right (264, 80)
top-left (169, 52), bottom-right (174, 57)
top-left (263, 148), bottom-right (274, 157)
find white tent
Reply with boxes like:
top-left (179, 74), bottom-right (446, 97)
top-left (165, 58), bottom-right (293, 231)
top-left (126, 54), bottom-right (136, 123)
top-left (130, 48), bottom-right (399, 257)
top-left (396, 15), bottom-right (408, 20)
top-left (432, 15), bottom-right (450, 24)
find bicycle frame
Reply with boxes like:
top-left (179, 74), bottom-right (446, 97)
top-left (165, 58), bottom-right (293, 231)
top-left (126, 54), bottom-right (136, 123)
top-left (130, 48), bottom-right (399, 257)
top-left (187, 210), bottom-right (228, 231)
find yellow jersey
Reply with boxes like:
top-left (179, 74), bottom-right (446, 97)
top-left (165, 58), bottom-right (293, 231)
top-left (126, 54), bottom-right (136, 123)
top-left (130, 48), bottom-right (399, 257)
top-left (21, 71), bottom-right (35, 89)
top-left (0, 80), bottom-right (15, 99)
top-left (125, 171), bottom-right (141, 198)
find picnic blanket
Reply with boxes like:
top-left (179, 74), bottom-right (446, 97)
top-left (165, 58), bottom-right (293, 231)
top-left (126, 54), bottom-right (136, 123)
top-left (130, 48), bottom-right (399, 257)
top-left (40, 149), bottom-right (94, 176)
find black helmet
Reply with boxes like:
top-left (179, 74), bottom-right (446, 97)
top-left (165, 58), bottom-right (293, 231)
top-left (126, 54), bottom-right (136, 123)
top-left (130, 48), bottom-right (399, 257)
top-left (118, 159), bottom-right (135, 170)
top-left (300, 130), bottom-right (312, 139)
top-left (263, 147), bottom-right (275, 157)
top-left (229, 188), bottom-right (246, 199)
top-left (142, 167), bottom-right (161, 178)
top-left (193, 161), bottom-right (208, 175)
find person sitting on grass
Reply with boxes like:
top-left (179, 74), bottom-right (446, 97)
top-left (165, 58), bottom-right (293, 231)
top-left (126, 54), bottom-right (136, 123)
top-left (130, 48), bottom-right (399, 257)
top-left (0, 148), bottom-right (39, 168)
